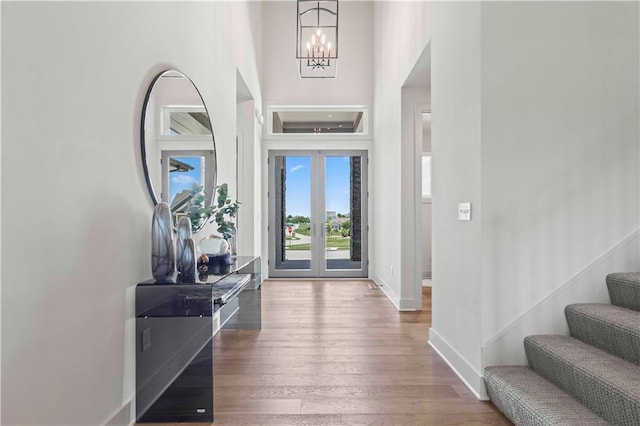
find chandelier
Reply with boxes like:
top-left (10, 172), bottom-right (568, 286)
top-left (296, 0), bottom-right (338, 78)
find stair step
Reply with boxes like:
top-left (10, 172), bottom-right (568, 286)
top-left (566, 303), bottom-right (640, 365)
top-left (525, 335), bottom-right (640, 425)
top-left (607, 272), bottom-right (640, 312)
top-left (484, 366), bottom-right (608, 425)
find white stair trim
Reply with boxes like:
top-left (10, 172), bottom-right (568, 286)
top-left (482, 228), bottom-right (640, 350)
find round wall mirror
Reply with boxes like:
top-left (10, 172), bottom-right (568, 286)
top-left (141, 70), bottom-right (217, 232)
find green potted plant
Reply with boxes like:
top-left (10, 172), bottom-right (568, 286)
top-left (185, 184), bottom-right (217, 234)
top-left (183, 183), bottom-right (240, 236)
top-left (185, 183), bottom-right (240, 274)
top-left (212, 183), bottom-right (240, 240)
top-left (207, 183), bottom-right (240, 271)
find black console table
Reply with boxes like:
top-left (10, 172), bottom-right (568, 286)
top-left (135, 256), bottom-right (261, 423)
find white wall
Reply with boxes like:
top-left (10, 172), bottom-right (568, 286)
top-left (237, 99), bottom-right (262, 256)
top-left (372, 1), bottom-right (433, 306)
top-left (262, 1), bottom-right (373, 107)
top-left (423, 126), bottom-right (431, 152)
top-left (1, 2), bottom-right (261, 424)
top-left (0, 3), bottom-right (4, 421)
top-left (429, 1), bottom-right (484, 395)
top-left (422, 201), bottom-right (432, 278)
top-left (480, 0), bottom-right (640, 367)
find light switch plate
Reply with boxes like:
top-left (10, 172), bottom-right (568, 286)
top-left (458, 202), bottom-right (471, 221)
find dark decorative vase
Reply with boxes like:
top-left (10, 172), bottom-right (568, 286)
top-left (151, 202), bottom-right (175, 281)
top-left (180, 238), bottom-right (197, 282)
top-left (176, 216), bottom-right (193, 280)
top-left (226, 235), bottom-right (237, 257)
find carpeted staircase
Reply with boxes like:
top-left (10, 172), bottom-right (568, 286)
top-left (484, 272), bottom-right (640, 425)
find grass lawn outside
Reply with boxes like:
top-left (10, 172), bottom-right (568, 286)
top-left (287, 243), bottom-right (311, 250)
top-left (288, 236), bottom-right (350, 251)
top-left (296, 224), bottom-right (311, 236)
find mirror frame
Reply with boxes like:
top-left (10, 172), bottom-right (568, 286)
top-left (140, 69), bottom-right (218, 230)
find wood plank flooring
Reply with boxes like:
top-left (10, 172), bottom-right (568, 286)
top-left (210, 280), bottom-right (509, 425)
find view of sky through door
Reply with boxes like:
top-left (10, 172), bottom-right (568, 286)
top-left (168, 156), bottom-right (204, 203)
top-left (285, 156), bottom-right (351, 217)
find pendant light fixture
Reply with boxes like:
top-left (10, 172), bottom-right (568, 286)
top-left (296, 0), bottom-right (339, 78)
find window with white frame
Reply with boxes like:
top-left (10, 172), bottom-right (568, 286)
top-left (162, 106), bottom-right (212, 136)
top-left (267, 106), bottom-right (369, 137)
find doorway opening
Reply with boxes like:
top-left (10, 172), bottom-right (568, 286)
top-left (400, 41), bottom-right (431, 312)
top-left (268, 150), bottom-right (368, 278)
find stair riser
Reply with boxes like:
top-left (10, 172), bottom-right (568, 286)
top-left (525, 340), bottom-right (640, 425)
top-left (484, 381), bottom-right (524, 426)
top-left (485, 384), bottom-right (540, 425)
top-left (607, 273), bottom-right (640, 312)
top-left (485, 367), bottom-right (609, 426)
top-left (565, 309), bottom-right (640, 365)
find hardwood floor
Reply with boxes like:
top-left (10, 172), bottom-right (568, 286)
top-left (210, 280), bottom-right (509, 425)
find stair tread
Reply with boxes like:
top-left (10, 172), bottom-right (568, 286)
top-left (484, 366), bottom-right (609, 425)
top-left (566, 304), bottom-right (640, 332)
top-left (526, 335), bottom-right (640, 392)
top-left (607, 272), bottom-right (640, 312)
top-left (566, 303), bottom-right (640, 364)
top-left (567, 303), bottom-right (640, 326)
top-left (607, 272), bottom-right (640, 284)
top-left (525, 334), bottom-right (640, 425)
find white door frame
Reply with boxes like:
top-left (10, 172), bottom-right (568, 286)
top-left (268, 149), bottom-right (369, 278)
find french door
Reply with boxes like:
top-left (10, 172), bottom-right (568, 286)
top-left (268, 150), bottom-right (368, 278)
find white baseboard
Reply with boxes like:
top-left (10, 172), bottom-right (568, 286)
top-left (103, 398), bottom-right (134, 426)
top-left (429, 327), bottom-right (488, 400)
top-left (399, 298), bottom-right (420, 311)
top-left (372, 276), bottom-right (401, 310)
top-left (373, 276), bottom-right (422, 311)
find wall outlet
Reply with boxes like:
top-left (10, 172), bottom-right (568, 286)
top-left (390, 265), bottom-right (394, 277)
top-left (142, 327), bottom-right (151, 352)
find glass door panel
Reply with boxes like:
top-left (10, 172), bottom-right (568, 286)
top-left (272, 155), bottom-right (313, 272)
top-left (324, 156), bottom-right (363, 271)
